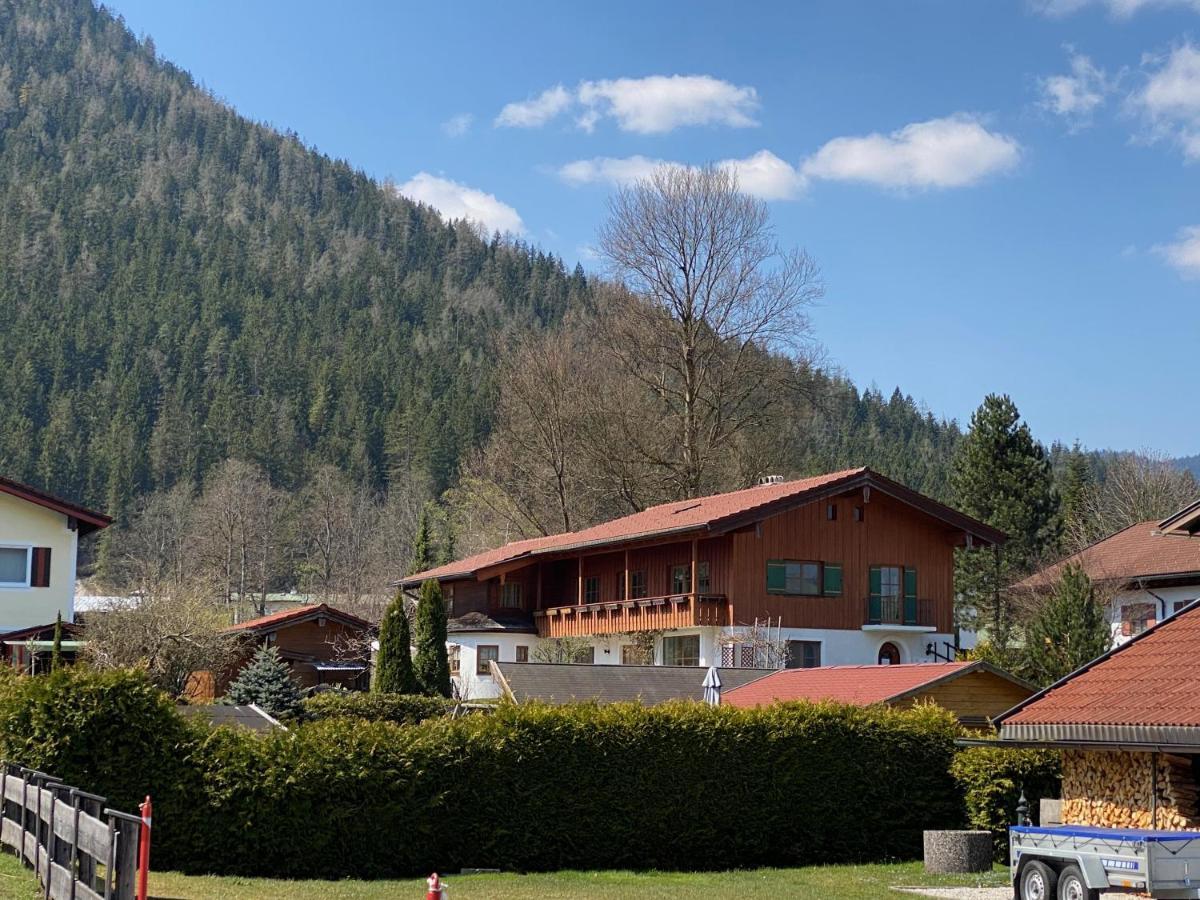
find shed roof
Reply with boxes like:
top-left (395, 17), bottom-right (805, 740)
top-left (996, 600), bottom-right (1200, 746)
top-left (403, 467), bottom-right (1005, 586)
top-left (491, 661), bottom-right (773, 705)
top-left (177, 704), bottom-right (285, 732)
top-left (1018, 519), bottom-right (1200, 589)
top-left (225, 603), bottom-right (373, 635)
top-left (0, 475), bottom-right (112, 536)
top-left (722, 661), bottom-right (1031, 708)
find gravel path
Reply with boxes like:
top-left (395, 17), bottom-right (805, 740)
top-left (895, 889), bottom-right (1010, 899)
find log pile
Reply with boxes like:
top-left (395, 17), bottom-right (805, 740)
top-left (1061, 750), bottom-right (1199, 830)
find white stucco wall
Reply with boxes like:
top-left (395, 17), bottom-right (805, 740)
top-left (1108, 584), bottom-right (1200, 646)
top-left (448, 633), bottom-right (540, 700)
top-left (0, 492), bottom-right (79, 631)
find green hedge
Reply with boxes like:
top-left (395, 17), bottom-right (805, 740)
top-left (302, 691), bottom-right (454, 725)
top-left (951, 745), bottom-right (1062, 861)
top-left (0, 670), bottom-right (973, 878)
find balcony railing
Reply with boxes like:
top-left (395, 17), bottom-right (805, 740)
top-left (864, 596), bottom-right (937, 629)
top-left (535, 594), bottom-right (729, 638)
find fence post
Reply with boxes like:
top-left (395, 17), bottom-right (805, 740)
top-left (136, 798), bottom-right (150, 900)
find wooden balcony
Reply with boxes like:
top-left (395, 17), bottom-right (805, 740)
top-left (535, 594), bottom-right (729, 638)
top-left (863, 596), bottom-right (937, 630)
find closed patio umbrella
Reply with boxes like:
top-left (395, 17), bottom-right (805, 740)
top-left (702, 666), bottom-right (722, 706)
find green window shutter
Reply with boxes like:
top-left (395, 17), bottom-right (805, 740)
top-left (903, 568), bottom-right (918, 625)
top-left (822, 563), bottom-right (842, 597)
top-left (766, 561), bottom-right (786, 593)
top-left (868, 566), bottom-right (882, 597)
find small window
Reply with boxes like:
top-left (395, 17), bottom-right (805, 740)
top-left (630, 571), bottom-right (647, 599)
top-left (500, 582), bottom-right (522, 608)
top-left (698, 561), bottom-right (711, 593)
top-left (583, 575), bottom-right (600, 604)
top-left (515, 645), bottom-right (529, 663)
top-left (671, 565), bottom-right (691, 595)
top-left (1173, 600), bottom-right (1191, 616)
top-left (766, 560), bottom-right (821, 596)
top-left (1121, 603), bottom-right (1156, 636)
top-left (476, 645), bottom-right (499, 676)
top-left (571, 645), bottom-right (596, 664)
top-left (853, 506), bottom-right (864, 522)
top-left (0, 547), bottom-right (31, 588)
top-left (662, 635), bottom-right (700, 666)
top-left (826, 503), bottom-right (837, 521)
top-left (448, 645), bottom-right (461, 676)
top-left (787, 641), bottom-right (821, 669)
top-left (621, 644), bottom-right (652, 665)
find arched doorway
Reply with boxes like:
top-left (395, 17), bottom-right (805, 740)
top-left (878, 642), bottom-right (901, 665)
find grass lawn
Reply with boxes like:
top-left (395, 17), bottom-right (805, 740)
top-left (149, 862), bottom-right (1009, 899)
top-left (0, 851), bottom-right (42, 899)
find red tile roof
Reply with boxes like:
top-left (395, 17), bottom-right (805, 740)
top-left (999, 601), bottom-right (1200, 730)
top-left (403, 467), bottom-right (1005, 585)
top-left (722, 661), bottom-right (985, 708)
top-left (1019, 520), bottom-right (1200, 589)
top-left (0, 475), bottom-right (112, 535)
top-left (225, 603), bottom-right (373, 634)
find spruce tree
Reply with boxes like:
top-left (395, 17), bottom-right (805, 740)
top-left (375, 592), bottom-right (418, 694)
top-left (1060, 442), bottom-right (1094, 546)
top-left (951, 394), bottom-right (1060, 650)
top-left (437, 513), bottom-right (457, 566)
top-left (224, 645), bottom-right (303, 718)
top-left (408, 505), bottom-right (433, 576)
top-left (413, 579), bottom-right (452, 697)
top-left (50, 612), bottom-right (63, 672)
top-left (1022, 564), bottom-right (1112, 686)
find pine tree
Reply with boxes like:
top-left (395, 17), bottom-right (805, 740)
top-left (1022, 564), bottom-right (1112, 686)
top-left (224, 645), bottom-right (303, 718)
top-left (1060, 442), bottom-right (1094, 545)
top-left (951, 394), bottom-right (1061, 650)
top-left (413, 579), bottom-right (452, 698)
top-left (437, 513), bottom-right (457, 566)
top-left (50, 612), bottom-right (62, 672)
top-left (374, 592), bottom-right (418, 694)
top-left (408, 505), bottom-right (433, 576)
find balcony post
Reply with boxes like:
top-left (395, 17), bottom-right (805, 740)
top-left (690, 538), bottom-right (698, 623)
top-left (536, 563), bottom-right (542, 611)
top-left (623, 550), bottom-right (630, 602)
top-left (577, 556), bottom-right (583, 606)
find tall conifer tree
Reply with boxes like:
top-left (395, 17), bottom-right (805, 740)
top-left (951, 394), bottom-right (1060, 650)
top-left (413, 579), bottom-right (452, 698)
top-left (1022, 564), bottom-right (1111, 686)
top-left (408, 505), bottom-right (433, 576)
top-left (374, 592), bottom-right (418, 694)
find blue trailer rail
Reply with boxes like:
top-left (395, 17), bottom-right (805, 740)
top-left (1011, 825), bottom-right (1200, 899)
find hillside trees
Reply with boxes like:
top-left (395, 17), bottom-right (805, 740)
top-left (1069, 451), bottom-right (1197, 548)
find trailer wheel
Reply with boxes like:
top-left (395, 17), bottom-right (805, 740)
top-left (1056, 865), bottom-right (1097, 900)
top-left (1019, 860), bottom-right (1058, 900)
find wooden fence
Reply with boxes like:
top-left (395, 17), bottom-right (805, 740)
top-left (0, 763), bottom-right (146, 900)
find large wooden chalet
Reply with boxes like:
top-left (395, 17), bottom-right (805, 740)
top-left (401, 467), bottom-right (1005, 699)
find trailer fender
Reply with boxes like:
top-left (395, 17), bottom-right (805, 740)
top-left (1077, 855), bottom-right (1112, 890)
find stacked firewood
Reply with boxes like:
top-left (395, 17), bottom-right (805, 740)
top-left (1061, 750), bottom-right (1199, 830)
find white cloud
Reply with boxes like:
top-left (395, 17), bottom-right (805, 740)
top-left (495, 85), bottom-right (572, 128)
top-left (1033, 0), bottom-right (1200, 17)
top-left (496, 75), bottom-right (758, 134)
top-left (1133, 43), bottom-right (1200, 157)
top-left (1154, 225), bottom-right (1200, 276)
top-left (441, 113), bottom-right (473, 138)
top-left (1039, 50), bottom-right (1111, 126)
top-left (397, 173), bottom-right (524, 235)
top-left (799, 115), bottom-right (1021, 189)
top-left (557, 151), bottom-right (805, 200)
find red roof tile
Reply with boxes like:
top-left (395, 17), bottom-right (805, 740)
top-left (225, 603), bottom-right (373, 634)
top-left (0, 475), bottom-right (111, 535)
top-left (1020, 520), bottom-right (1200, 588)
top-left (722, 662), bottom-right (981, 708)
top-left (1000, 601), bottom-right (1200, 729)
top-left (403, 467), bottom-right (1005, 585)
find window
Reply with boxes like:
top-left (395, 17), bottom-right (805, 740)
top-left (698, 561), bottom-right (711, 593)
top-left (571, 645), bottom-right (596, 664)
top-left (878, 642), bottom-right (901, 665)
top-left (787, 641), bottom-right (821, 669)
top-left (500, 582), bottom-right (522, 608)
top-left (1173, 600), bottom-right (1192, 616)
top-left (621, 644), bottom-right (652, 665)
top-left (476, 645), bottom-right (499, 676)
top-left (826, 503), bottom-right (837, 521)
top-left (0, 547), bottom-right (30, 588)
top-left (853, 506), bottom-right (864, 522)
top-left (662, 634), bottom-right (700, 666)
top-left (630, 571), bottom-right (647, 599)
top-left (515, 645), bottom-right (529, 663)
top-left (766, 560), bottom-right (821, 596)
top-left (1121, 603), bottom-right (1156, 636)
top-left (671, 565), bottom-right (690, 595)
top-left (584, 575), bottom-right (600, 604)
top-left (448, 645), bottom-right (461, 676)
top-left (868, 566), bottom-right (917, 625)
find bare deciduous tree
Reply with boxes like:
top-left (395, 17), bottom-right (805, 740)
top-left (598, 165), bottom-right (823, 498)
top-left (1069, 450), bottom-right (1198, 550)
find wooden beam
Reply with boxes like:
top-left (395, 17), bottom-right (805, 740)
top-left (577, 556), bottom-right (583, 605)
top-left (690, 537), bottom-right (699, 624)
top-left (624, 550), bottom-right (630, 602)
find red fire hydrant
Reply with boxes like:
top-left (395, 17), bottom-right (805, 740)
top-left (426, 872), bottom-right (445, 899)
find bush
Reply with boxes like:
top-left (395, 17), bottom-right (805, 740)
top-left (302, 691), bottom-right (453, 725)
top-left (951, 745), bottom-right (1061, 861)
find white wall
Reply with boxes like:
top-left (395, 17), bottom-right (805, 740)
top-left (0, 492), bottom-right (79, 631)
top-left (1108, 584), bottom-right (1200, 647)
top-left (448, 633), bottom-right (539, 700)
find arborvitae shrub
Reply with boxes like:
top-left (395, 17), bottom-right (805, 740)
top-left (951, 744), bottom-right (1062, 860)
top-left (302, 691), bottom-right (453, 725)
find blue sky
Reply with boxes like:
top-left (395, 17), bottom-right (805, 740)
top-left (108, 0), bottom-right (1200, 456)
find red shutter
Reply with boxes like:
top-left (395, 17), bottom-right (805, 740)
top-left (30, 548), bottom-right (51, 588)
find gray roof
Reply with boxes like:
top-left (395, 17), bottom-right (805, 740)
top-left (177, 704), bottom-right (285, 732)
top-left (448, 611), bottom-right (538, 634)
top-left (491, 661), bottom-right (775, 705)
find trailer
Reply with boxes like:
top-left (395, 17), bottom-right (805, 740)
top-left (1012, 824), bottom-right (1200, 899)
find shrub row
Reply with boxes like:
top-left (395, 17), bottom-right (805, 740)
top-left (0, 669), bottom-right (1051, 878)
top-left (302, 690), bottom-right (454, 725)
top-left (951, 744), bottom-right (1062, 861)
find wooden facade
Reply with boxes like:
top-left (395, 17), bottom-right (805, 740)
top-left (444, 486), bottom-right (968, 640)
top-left (903, 668), bottom-right (1035, 727)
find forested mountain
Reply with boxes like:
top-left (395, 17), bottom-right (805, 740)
top-left (1176, 455), bottom-right (1200, 480)
top-left (0, 0), bottom-right (963, 550)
